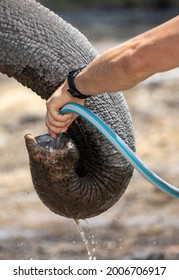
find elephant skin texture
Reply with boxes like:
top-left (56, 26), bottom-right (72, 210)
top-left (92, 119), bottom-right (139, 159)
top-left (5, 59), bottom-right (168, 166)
top-left (0, 0), bottom-right (136, 219)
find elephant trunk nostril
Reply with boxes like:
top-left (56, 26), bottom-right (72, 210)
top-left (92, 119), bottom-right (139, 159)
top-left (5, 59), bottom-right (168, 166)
top-left (34, 134), bottom-right (68, 150)
top-left (26, 133), bottom-right (79, 163)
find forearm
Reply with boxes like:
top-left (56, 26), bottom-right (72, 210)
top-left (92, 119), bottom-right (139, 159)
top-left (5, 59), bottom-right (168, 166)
top-left (75, 15), bottom-right (179, 95)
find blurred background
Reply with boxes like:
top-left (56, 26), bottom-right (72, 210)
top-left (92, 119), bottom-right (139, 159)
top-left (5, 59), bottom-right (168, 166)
top-left (39, 0), bottom-right (179, 10)
top-left (0, 0), bottom-right (179, 260)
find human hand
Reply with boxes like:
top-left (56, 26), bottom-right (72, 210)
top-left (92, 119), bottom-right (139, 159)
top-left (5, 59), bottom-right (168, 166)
top-left (46, 81), bottom-right (85, 138)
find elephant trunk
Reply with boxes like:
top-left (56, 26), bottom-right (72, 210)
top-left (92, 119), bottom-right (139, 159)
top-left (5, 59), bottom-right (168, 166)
top-left (25, 133), bottom-right (127, 219)
top-left (0, 0), bottom-right (136, 219)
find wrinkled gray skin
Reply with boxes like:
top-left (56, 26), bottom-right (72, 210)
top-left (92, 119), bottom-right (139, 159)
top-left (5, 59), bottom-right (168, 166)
top-left (0, 0), bottom-right (135, 219)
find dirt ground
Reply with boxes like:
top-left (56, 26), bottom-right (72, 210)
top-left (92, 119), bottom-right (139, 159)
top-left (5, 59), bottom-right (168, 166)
top-left (0, 9), bottom-right (179, 260)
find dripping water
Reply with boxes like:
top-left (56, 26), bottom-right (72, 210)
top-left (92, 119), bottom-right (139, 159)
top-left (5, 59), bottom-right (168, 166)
top-left (75, 219), bottom-right (97, 260)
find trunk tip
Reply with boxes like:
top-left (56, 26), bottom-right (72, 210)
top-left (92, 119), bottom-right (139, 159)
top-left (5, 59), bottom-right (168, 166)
top-left (24, 133), bottom-right (37, 147)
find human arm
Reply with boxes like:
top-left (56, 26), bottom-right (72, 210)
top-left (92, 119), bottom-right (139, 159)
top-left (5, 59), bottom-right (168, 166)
top-left (46, 15), bottom-right (179, 137)
top-left (75, 15), bottom-right (179, 94)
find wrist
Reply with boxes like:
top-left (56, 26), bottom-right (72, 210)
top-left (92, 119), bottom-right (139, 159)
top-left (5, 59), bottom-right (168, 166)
top-left (60, 80), bottom-right (85, 108)
top-left (60, 80), bottom-right (83, 104)
top-left (66, 66), bottom-right (90, 99)
top-left (61, 80), bottom-right (73, 101)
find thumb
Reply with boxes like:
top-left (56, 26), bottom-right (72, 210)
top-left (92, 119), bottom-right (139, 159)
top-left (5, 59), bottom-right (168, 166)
top-left (66, 112), bottom-right (78, 127)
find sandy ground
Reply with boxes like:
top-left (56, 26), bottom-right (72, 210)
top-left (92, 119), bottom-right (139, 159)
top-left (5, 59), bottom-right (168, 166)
top-left (0, 9), bottom-right (179, 260)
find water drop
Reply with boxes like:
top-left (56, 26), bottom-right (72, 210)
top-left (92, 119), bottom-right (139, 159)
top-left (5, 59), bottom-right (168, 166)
top-left (91, 235), bottom-right (97, 245)
top-left (74, 219), bottom-right (97, 260)
top-left (49, 146), bottom-right (54, 153)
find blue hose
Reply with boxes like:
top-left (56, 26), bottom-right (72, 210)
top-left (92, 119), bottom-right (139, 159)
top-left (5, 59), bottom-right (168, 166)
top-left (61, 103), bottom-right (179, 198)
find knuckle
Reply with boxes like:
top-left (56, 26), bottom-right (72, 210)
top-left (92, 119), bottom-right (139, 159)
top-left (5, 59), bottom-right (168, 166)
top-left (53, 114), bottom-right (60, 122)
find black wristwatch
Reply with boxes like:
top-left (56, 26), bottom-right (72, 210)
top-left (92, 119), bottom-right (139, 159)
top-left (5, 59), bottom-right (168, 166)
top-left (67, 66), bottom-right (90, 99)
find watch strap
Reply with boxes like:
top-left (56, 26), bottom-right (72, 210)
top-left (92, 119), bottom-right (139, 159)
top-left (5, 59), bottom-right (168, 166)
top-left (67, 66), bottom-right (90, 99)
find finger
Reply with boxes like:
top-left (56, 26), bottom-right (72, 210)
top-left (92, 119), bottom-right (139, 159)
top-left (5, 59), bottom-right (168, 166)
top-left (65, 113), bottom-right (78, 127)
top-left (46, 116), bottom-right (69, 134)
top-left (53, 112), bottom-right (73, 123)
top-left (47, 121), bottom-right (68, 135)
top-left (46, 111), bottom-right (71, 128)
top-left (46, 101), bottom-right (73, 122)
top-left (46, 113), bottom-right (69, 133)
top-left (48, 109), bottom-right (73, 123)
top-left (48, 127), bottom-right (57, 139)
